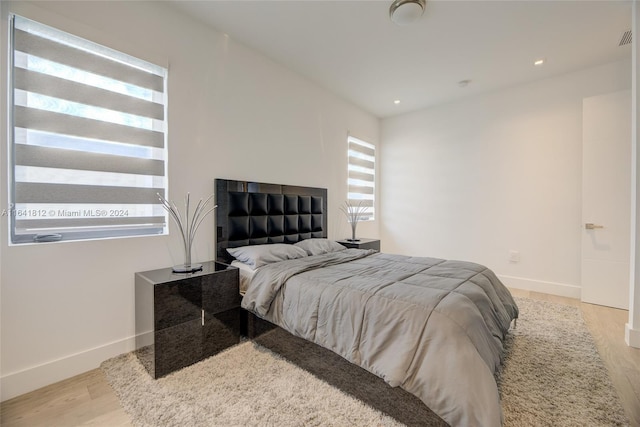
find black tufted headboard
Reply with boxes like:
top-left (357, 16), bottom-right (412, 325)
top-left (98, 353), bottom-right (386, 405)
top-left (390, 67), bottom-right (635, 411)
top-left (215, 179), bottom-right (327, 263)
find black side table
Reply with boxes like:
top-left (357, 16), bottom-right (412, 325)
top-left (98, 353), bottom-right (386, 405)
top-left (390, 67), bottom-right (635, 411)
top-left (135, 261), bottom-right (240, 378)
top-left (337, 238), bottom-right (380, 251)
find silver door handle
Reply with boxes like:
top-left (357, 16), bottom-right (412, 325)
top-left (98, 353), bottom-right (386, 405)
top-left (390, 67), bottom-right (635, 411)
top-left (585, 223), bottom-right (604, 230)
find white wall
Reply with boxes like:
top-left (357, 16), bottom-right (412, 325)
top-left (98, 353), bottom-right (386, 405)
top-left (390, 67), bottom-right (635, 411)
top-left (0, 1), bottom-right (379, 400)
top-left (380, 59), bottom-right (631, 298)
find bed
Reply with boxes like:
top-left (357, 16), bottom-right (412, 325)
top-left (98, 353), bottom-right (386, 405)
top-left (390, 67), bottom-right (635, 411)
top-left (215, 179), bottom-right (518, 427)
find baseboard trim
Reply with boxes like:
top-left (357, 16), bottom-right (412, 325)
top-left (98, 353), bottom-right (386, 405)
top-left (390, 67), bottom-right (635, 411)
top-left (625, 323), bottom-right (640, 348)
top-left (498, 274), bottom-right (581, 300)
top-left (0, 335), bottom-right (137, 402)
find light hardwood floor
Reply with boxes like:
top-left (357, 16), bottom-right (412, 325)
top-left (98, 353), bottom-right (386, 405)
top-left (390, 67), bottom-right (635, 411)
top-left (1, 289), bottom-right (639, 426)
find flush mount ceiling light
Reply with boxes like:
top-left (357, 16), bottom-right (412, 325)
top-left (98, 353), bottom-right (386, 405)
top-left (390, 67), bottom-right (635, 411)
top-left (389, 0), bottom-right (426, 26)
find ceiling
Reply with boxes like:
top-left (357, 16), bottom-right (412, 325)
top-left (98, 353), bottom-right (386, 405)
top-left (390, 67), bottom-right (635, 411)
top-left (168, 0), bottom-right (632, 118)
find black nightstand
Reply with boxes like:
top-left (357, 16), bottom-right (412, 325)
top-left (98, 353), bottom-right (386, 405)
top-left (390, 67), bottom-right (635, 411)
top-left (337, 238), bottom-right (380, 251)
top-left (135, 261), bottom-right (240, 378)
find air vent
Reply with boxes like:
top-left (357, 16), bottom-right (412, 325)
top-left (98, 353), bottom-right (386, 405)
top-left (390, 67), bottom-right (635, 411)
top-left (619, 30), bottom-right (632, 47)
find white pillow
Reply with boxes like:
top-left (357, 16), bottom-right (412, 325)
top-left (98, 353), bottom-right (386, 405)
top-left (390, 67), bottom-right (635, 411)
top-left (227, 243), bottom-right (308, 268)
top-left (294, 238), bottom-right (346, 256)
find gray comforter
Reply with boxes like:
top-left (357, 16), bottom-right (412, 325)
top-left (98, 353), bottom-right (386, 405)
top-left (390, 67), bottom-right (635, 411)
top-left (242, 249), bottom-right (518, 427)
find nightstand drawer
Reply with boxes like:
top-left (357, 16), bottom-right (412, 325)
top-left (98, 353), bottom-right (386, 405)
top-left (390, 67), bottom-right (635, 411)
top-left (152, 277), bottom-right (202, 330)
top-left (203, 308), bottom-right (241, 357)
top-left (202, 268), bottom-right (240, 315)
top-left (154, 319), bottom-right (203, 378)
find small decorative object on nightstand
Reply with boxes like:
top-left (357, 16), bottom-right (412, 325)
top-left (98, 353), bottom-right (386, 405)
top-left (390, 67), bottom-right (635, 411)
top-left (337, 238), bottom-right (380, 251)
top-left (135, 261), bottom-right (240, 378)
top-left (340, 200), bottom-right (369, 242)
top-left (158, 192), bottom-right (217, 273)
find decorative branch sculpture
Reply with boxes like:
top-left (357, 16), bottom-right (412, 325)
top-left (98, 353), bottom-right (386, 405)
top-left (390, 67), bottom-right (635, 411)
top-left (340, 200), bottom-right (368, 242)
top-left (158, 192), bottom-right (217, 273)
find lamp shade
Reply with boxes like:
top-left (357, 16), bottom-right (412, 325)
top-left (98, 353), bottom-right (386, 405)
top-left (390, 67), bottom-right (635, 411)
top-left (389, 0), bottom-right (426, 26)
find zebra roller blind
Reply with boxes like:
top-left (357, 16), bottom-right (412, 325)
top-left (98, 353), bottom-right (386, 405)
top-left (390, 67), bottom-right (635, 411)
top-left (347, 135), bottom-right (375, 220)
top-left (9, 15), bottom-right (168, 244)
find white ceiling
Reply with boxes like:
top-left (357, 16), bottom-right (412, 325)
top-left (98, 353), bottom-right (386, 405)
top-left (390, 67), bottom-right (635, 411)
top-left (168, 0), bottom-right (632, 118)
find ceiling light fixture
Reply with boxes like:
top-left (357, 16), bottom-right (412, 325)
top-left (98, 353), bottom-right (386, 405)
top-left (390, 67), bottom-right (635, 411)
top-left (389, 0), bottom-right (426, 26)
top-left (534, 58), bottom-right (545, 66)
top-left (394, 99), bottom-right (401, 104)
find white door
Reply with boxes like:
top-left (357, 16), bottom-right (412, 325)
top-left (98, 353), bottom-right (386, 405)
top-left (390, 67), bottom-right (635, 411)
top-left (581, 90), bottom-right (631, 309)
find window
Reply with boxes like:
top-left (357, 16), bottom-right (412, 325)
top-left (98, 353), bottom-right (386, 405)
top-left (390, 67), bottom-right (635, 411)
top-left (347, 135), bottom-right (375, 220)
top-left (9, 15), bottom-right (168, 244)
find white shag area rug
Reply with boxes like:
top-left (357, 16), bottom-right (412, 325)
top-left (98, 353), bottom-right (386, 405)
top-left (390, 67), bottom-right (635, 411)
top-left (102, 340), bottom-right (401, 427)
top-left (102, 297), bottom-right (629, 426)
top-left (498, 297), bottom-right (629, 427)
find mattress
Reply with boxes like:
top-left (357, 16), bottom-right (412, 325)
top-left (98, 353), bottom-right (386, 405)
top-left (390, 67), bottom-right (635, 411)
top-left (230, 260), bottom-right (257, 294)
